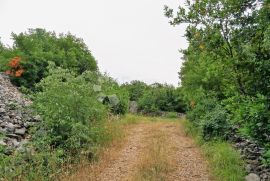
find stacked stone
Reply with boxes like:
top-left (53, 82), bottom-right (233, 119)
top-left (0, 73), bottom-right (39, 151)
top-left (228, 128), bottom-right (270, 181)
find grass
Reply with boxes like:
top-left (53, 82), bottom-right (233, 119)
top-left (133, 123), bottom-right (172, 181)
top-left (182, 119), bottom-right (246, 181)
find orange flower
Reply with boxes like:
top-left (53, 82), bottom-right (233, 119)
top-left (8, 57), bottom-right (21, 68)
top-left (5, 56), bottom-right (26, 77)
top-left (15, 69), bottom-right (24, 77)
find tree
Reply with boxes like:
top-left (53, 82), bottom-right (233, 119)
top-left (165, 0), bottom-right (270, 142)
top-left (121, 80), bottom-right (149, 101)
top-left (3, 28), bottom-right (98, 88)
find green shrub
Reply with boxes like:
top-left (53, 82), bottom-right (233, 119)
top-left (0, 66), bottom-right (119, 180)
top-left (263, 149), bottom-right (270, 166)
top-left (4, 28), bottom-right (98, 88)
top-left (225, 94), bottom-right (270, 143)
top-left (186, 98), bottom-right (217, 125)
top-left (99, 75), bottom-right (129, 115)
top-left (138, 83), bottom-right (185, 114)
top-left (201, 105), bottom-right (230, 140)
top-left (138, 90), bottom-right (159, 113)
top-left (32, 66), bottom-right (107, 154)
top-left (121, 80), bottom-right (149, 101)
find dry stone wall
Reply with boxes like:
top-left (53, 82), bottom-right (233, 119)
top-left (0, 73), bottom-right (39, 152)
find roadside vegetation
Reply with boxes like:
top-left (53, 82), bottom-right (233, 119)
top-left (0, 29), bottom-right (130, 180)
top-left (183, 120), bottom-right (245, 181)
top-left (122, 81), bottom-right (186, 114)
top-left (0, 1), bottom-right (269, 179)
top-left (165, 0), bottom-right (270, 168)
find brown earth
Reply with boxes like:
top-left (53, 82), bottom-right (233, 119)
top-left (64, 119), bottom-right (211, 181)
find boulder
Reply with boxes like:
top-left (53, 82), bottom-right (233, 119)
top-left (245, 173), bottom-right (260, 181)
top-left (15, 128), bottom-right (26, 135)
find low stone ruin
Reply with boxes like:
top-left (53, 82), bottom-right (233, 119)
top-left (0, 73), bottom-right (40, 152)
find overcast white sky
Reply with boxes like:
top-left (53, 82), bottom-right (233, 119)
top-left (0, 0), bottom-right (187, 86)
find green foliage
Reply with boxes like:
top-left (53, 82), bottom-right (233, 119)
top-left (202, 141), bottom-right (245, 181)
top-left (183, 119), bottom-right (245, 181)
top-left (2, 28), bottom-right (98, 88)
top-left (165, 0), bottom-right (270, 144)
top-left (0, 41), bottom-right (12, 72)
top-left (201, 105), bottom-right (230, 140)
top-left (186, 97), bottom-right (217, 125)
top-left (186, 97), bottom-right (230, 140)
top-left (32, 66), bottom-right (107, 153)
top-left (165, 112), bottom-right (178, 119)
top-left (138, 83), bottom-right (186, 113)
top-left (101, 76), bottom-right (129, 115)
top-left (0, 64), bottom-right (130, 180)
top-left (263, 149), bottom-right (270, 166)
top-left (225, 94), bottom-right (270, 143)
top-left (121, 80), bottom-right (149, 101)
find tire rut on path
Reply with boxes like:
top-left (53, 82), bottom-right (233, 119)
top-left (95, 123), bottom-right (152, 181)
top-left (164, 122), bottom-right (211, 181)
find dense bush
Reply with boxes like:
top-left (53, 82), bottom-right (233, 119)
top-left (225, 95), bottom-right (270, 143)
top-left (0, 64), bottom-right (130, 180)
top-left (186, 97), bottom-right (230, 140)
top-left (100, 76), bottom-right (129, 115)
top-left (201, 105), bottom-right (230, 140)
top-left (32, 66), bottom-right (107, 153)
top-left (121, 80), bottom-right (149, 101)
top-left (166, 0), bottom-right (270, 144)
top-left (138, 83), bottom-right (186, 114)
top-left (186, 97), bottom-right (217, 125)
top-left (2, 28), bottom-right (98, 88)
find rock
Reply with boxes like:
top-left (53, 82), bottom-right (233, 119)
top-left (0, 122), bottom-right (7, 127)
top-left (246, 164), bottom-right (252, 172)
top-left (229, 126), bottom-right (270, 180)
top-left (245, 173), bottom-right (260, 181)
top-left (0, 127), bottom-right (7, 134)
top-left (15, 128), bottom-right (26, 135)
top-left (6, 133), bottom-right (22, 140)
top-left (0, 108), bottom-right (6, 113)
top-left (6, 123), bottom-right (15, 132)
top-left (15, 116), bottom-right (21, 120)
top-left (108, 95), bottom-right (120, 106)
top-left (0, 73), bottom-right (40, 151)
top-left (33, 115), bottom-right (41, 122)
top-left (0, 139), bottom-right (7, 146)
top-left (2, 116), bottom-right (10, 121)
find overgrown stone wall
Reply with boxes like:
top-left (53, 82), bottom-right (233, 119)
top-left (0, 73), bottom-right (39, 152)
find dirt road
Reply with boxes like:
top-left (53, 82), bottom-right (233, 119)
top-left (66, 118), bottom-right (211, 181)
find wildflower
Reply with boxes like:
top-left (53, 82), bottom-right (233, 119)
top-left (15, 69), bottom-right (24, 77)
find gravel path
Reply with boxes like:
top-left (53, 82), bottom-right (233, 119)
top-left (165, 122), bottom-right (211, 181)
top-left (96, 123), bottom-right (151, 181)
top-left (67, 119), bottom-right (211, 181)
